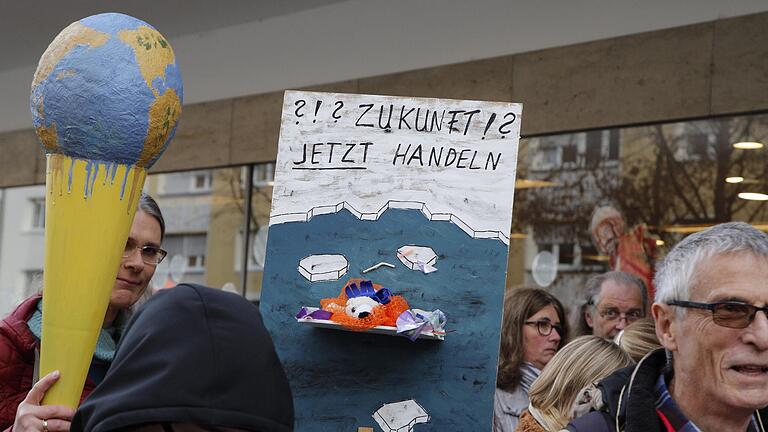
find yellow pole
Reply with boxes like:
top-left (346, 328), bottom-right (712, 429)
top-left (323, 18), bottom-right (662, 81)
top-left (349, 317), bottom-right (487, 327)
top-left (40, 153), bottom-right (146, 408)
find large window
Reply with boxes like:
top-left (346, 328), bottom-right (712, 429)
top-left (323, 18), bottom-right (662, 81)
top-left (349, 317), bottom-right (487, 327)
top-left (0, 114), bottom-right (765, 316)
top-left (29, 198), bottom-right (45, 230)
top-left (512, 113), bottom-right (768, 305)
top-left (146, 164), bottom-right (274, 301)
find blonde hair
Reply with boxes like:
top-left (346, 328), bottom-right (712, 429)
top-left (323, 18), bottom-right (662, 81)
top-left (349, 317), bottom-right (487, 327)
top-left (615, 318), bottom-right (661, 362)
top-left (528, 335), bottom-right (633, 430)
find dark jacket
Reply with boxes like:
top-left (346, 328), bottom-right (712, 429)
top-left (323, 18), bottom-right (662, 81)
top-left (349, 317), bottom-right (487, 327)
top-left (567, 349), bottom-right (768, 432)
top-left (71, 284), bottom-right (294, 432)
top-left (0, 295), bottom-right (96, 432)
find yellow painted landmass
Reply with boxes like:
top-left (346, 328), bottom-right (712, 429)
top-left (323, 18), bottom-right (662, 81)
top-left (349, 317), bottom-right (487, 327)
top-left (55, 69), bottom-right (77, 80)
top-left (36, 123), bottom-right (59, 153)
top-left (32, 93), bottom-right (59, 152)
top-left (118, 26), bottom-right (175, 97)
top-left (137, 88), bottom-right (181, 167)
top-left (32, 22), bottom-right (109, 89)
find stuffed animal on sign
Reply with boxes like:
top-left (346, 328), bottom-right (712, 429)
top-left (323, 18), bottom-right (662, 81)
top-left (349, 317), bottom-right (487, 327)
top-left (320, 279), bottom-right (409, 330)
top-left (343, 280), bottom-right (391, 319)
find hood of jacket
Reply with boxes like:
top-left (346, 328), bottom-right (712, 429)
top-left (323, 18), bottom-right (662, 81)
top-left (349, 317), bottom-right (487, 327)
top-left (620, 348), bottom-right (667, 432)
top-left (71, 284), bottom-right (293, 432)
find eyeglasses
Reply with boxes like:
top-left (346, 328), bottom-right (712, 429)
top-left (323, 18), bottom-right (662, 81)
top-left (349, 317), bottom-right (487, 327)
top-left (525, 320), bottom-right (563, 337)
top-left (667, 300), bottom-right (768, 329)
top-left (123, 239), bottom-right (167, 265)
top-left (597, 307), bottom-right (644, 323)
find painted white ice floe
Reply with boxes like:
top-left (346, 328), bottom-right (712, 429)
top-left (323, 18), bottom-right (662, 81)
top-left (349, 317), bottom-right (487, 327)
top-left (373, 399), bottom-right (430, 432)
top-left (397, 245), bottom-right (437, 273)
top-left (298, 254), bottom-right (348, 282)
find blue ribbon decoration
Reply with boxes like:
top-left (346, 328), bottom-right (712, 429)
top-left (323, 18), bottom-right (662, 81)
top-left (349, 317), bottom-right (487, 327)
top-left (344, 280), bottom-right (391, 305)
top-left (372, 287), bottom-right (392, 305)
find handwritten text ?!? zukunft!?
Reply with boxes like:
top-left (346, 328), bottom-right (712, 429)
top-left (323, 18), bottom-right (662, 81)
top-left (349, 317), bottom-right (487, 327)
top-left (291, 99), bottom-right (518, 172)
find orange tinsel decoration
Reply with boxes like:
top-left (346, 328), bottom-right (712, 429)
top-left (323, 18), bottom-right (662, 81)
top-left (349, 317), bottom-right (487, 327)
top-left (320, 278), bottom-right (409, 331)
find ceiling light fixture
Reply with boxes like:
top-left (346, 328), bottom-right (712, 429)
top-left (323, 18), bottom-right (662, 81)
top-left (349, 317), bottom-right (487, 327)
top-left (582, 254), bottom-right (610, 262)
top-left (515, 179), bottom-right (560, 189)
top-left (733, 141), bottom-right (764, 150)
top-left (661, 224), bottom-right (713, 233)
top-left (738, 192), bottom-right (768, 201)
top-left (660, 222), bottom-right (768, 233)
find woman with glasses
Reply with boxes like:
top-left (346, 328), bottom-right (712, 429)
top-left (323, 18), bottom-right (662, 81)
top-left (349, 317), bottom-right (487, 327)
top-left (494, 287), bottom-right (569, 432)
top-left (0, 193), bottom-right (166, 432)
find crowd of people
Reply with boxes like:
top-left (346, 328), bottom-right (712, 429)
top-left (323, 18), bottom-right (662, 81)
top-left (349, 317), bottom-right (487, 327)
top-left (2, 192), bottom-right (768, 432)
top-left (495, 221), bottom-right (768, 432)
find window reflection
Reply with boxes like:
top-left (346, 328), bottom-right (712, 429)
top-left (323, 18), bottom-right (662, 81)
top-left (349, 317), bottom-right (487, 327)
top-left (148, 164), bottom-right (275, 302)
top-left (512, 113), bottom-right (768, 305)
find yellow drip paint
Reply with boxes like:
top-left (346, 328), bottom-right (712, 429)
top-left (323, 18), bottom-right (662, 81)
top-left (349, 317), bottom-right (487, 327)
top-left (48, 154), bottom-right (64, 198)
top-left (40, 154), bottom-right (146, 408)
top-left (125, 164), bottom-right (144, 215)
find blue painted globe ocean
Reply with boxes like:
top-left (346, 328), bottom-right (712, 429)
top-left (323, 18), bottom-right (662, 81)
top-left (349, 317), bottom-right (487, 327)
top-left (30, 13), bottom-right (183, 168)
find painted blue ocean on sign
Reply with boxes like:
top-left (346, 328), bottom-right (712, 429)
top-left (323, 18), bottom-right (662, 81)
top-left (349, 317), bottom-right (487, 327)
top-left (261, 207), bottom-right (508, 431)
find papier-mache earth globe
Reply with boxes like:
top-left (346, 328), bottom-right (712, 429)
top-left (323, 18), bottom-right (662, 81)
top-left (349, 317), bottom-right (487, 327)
top-left (30, 12), bottom-right (183, 168)
top-left (30, 12), bottom-right (182, 409)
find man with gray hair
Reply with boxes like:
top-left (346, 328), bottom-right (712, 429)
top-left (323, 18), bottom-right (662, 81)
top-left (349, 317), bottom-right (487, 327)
top-left (567, 222), bottom-right (768, 431)
top-left (576, 271), bottom-right (648, 339)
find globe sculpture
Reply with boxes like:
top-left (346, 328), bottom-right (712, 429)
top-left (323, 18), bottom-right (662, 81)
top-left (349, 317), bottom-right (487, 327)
top-left (30, 12), bottom-right (182, 408)
top-left (31, 12), bottom-right (182, 168)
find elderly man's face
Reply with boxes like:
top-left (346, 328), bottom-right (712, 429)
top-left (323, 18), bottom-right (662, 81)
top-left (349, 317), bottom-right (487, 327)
top-left (663, 252), bottom-right (768, 412)
top-left (585, 279), bottom-right (645, 339)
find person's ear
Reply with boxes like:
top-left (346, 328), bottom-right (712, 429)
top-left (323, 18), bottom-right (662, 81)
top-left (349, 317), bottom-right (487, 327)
top-left (652, 303), bottom-right (677, 351)
top-left (584, 307), bottom-right (594, 329)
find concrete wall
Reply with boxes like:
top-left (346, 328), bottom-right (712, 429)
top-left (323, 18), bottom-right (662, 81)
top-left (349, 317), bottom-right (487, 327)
top-left (1, 12), bottom-right (766, 188)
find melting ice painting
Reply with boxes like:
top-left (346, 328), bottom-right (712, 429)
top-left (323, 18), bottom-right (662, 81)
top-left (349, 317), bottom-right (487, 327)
top-left (261, 91), bottom-right (521, 431)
